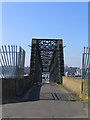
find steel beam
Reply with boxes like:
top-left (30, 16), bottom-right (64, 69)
top-left (29, 38), bottom-right (64, 84)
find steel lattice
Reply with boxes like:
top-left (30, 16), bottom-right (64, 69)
top-left (39, 39), bottom-right (57, 72)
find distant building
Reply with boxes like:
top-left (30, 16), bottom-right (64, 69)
top-left (64, 65), bottom-right (69, 69)
top-left (65, 72), bottom-right (69, 77)
top-left (75, 68), bottom-right (81, 76)
top-left (64, 66), bottom-right (81, 77)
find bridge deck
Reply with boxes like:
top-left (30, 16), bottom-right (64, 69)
top-left (40, 83), bottom-right (76, 101)
top-left (2, 83), bottom-right (88, 118)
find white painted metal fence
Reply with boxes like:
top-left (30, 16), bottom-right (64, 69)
top-left (0, 45), bottom-right (25, 78)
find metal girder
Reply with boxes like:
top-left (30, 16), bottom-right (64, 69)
top-left (29, 38), bottom-right (64, 84)
top-left (39, 39), bottom-right (58, 72)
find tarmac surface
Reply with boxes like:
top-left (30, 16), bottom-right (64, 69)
top-left (2, 83), bottom-right (88, 118)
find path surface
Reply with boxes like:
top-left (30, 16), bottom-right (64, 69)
top-left (2, 83), bottom-right (88, 118)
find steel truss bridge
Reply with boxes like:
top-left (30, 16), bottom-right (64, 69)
top-left (30, 38), bottom-right (64, 84)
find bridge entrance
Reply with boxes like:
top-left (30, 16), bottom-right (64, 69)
top-left (29, 38), bottom-right (64, 84)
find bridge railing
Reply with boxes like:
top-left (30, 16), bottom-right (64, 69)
top-left (0, 45), bottom-right (25, 79)
top-left (82, 47), bottom-right (90, 79)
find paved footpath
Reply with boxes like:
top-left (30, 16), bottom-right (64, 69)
top-left (40, 83), bottom-right (77, 101)
top-left (2, 83), bottom-right (88, 118)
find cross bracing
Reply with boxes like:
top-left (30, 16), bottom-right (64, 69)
top-left (39, 39), bottom-right (58, 72)
top-left (29, 38), bottom-right (64, 84)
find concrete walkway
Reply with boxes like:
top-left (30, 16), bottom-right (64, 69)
top-left (2, 83), bottom-right (88, 118)
top-left (40, 83), bottom-right (77, 101)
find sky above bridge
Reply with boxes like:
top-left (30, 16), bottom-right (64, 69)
top-left (2, 2), bottom-right (88, 68)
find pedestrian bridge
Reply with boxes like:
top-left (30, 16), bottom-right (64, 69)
top-left (29, 38), bottom-right (64, 84)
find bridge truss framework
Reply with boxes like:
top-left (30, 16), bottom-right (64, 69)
top-left (30, 38), bottom-right (64, 84)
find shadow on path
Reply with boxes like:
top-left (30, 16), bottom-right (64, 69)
top-left (2, 84), bottom-right (42, 104)
top-left (27, 84), bottom-right (42, 101)
top-left (2, 83), bottom-right (77, 104)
